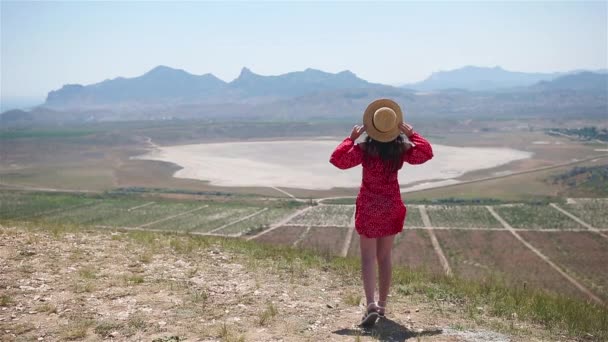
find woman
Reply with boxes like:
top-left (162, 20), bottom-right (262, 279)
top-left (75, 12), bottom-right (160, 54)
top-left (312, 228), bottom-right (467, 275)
top-left (329, 98), bottom-right (434, 327)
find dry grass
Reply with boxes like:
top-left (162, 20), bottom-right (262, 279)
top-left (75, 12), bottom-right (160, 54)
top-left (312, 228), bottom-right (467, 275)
top-left (257, 302), bottom-right (278, 326)
top-left (343, 292), bottom-right (362, 306)
top-left (1, 223), bottom-right (606, 341)
top-left (0, 294), bottom-right (13, 307)
top-left (60, 319), bottom-right (94, 340)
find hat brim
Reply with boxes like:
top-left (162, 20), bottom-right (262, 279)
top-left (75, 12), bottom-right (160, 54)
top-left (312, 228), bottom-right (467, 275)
top-left (363, 99), bottom-right (404, 142)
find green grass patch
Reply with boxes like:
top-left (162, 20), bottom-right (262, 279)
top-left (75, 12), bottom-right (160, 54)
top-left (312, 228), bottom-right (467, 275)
top-left (494, 204), bottom-right (583, 229)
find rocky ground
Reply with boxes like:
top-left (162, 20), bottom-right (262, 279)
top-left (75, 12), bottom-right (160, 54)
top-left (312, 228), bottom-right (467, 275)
top-left (0, 225), bottom-right (564, 341)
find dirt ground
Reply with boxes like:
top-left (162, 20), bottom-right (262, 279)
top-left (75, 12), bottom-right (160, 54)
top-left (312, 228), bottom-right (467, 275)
top-left (0, 225), bottom-right (564, 341)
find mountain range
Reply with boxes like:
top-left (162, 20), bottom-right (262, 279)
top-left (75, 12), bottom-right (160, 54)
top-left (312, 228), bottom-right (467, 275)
top-left (2, 65), bottom-right (607, 125)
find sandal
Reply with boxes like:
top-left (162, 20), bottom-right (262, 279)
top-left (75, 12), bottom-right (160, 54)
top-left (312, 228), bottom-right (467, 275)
top-left (376, 301), bottom-right (386, 318)
top-left (358, 303), bottom-right (379, 328)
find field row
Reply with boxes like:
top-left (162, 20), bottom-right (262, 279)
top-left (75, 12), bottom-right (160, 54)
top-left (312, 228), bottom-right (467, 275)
top-left (2, 192), bottom-right (607, 234)
top-left (283, 202), bottom-right (607, 230)
top-left (2, 191), bottom-right (607, 303)
top-left (0, 192), bottom-right (303, 236)
top-left (256, 225), bottom-right (608, 303)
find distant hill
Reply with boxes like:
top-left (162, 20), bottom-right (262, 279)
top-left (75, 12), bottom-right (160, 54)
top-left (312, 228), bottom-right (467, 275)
top-left (227, 67), bottom-right (388, 99)
top-left (43, 66), bottom-right (387, 110)
top-left (2, 66), bottom-right (607, 125)
top-left (531, 72), bottom-right (608, 93)
top-left (403, 66), bottom-right (564, 91)
top-left (45, 65), bottom-right (227, 108)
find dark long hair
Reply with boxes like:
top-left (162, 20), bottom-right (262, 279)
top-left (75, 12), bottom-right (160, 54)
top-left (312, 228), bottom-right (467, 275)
top-left (363, 135), bottom-right (407, 172)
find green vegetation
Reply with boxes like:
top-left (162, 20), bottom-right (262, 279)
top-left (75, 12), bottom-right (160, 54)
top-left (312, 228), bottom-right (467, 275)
top-left (110, 186), bottom-right (237, 197)
top-left (320, 198), bottom-right (356, 205)
top-left (550, 165), bottom-right (608, 196)
top-left (564, 199), bottom-right (608, 228)
top-left (0, 191), bottom-right (99, 220)
top-left (426, 205), bottom-right (502, 228)
top-left (549, 126), bottom-right (608, 142)
top-left (0, 191), bottom-right (303, 235)
top-left (403, 205), bottom-right (424, 227)
top-left (290, 205), bottom-right (354, 226)
top-left (216, 206), bottom-right (302, 235)
top-left (494, 204), bottom-right (583, 229)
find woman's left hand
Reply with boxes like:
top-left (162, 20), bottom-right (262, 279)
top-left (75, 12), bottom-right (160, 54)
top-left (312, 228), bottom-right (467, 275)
top-left (350, 125), bottom-right (366, 141)
top-left (399, 122), bottom-right (414, 137)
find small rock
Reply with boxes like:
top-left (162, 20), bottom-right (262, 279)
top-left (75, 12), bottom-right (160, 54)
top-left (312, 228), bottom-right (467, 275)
top-left (109, 331), bottom-right (119, 338)
top-left (326, 303), bottom-right (333, 309)
top-left (38, 338), bottom-right (43, 341)
top-left (415, 308), bottom-right (419, 312)
top-left (158, 321), bottom-right (166, 326)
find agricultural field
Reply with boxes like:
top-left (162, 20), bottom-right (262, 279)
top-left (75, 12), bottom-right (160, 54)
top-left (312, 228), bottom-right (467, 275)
top-left (2, 190), bottom-right (608, 305)
top-left (144, 204), bottom-right (260, 233)
top-left (434, 230), bottom-right (585, 299)
top-left (493, 204), bottom-right (583, 229)
top-left (393, 229), bottom-right (444, 274)
top-left (216, 206), bottom-right (302, 235)
top-left (563, 198), bottom-right (608, 228)
top-left (297, 226), bottom-right (349, 256)
top-left (41, 200), bottom-right (202, 227)
top-left (519, 231), bottom-right (608, 301)
top-left (404, 205), bottom-right (424, 227)
top-left (255, 226), bottom-right (307, 246)
top-left (288, 205), bottom-right (354, 227)
top-left (425, 205), bottom-right (502, 228)
top-left (0, 192), bottom-right (99, 220)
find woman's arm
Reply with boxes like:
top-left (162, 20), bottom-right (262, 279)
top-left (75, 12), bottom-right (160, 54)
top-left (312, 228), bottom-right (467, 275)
top-left (329, 125), bottom-right (365, 169)
top-left (399, 123), bottom-right (434, 165)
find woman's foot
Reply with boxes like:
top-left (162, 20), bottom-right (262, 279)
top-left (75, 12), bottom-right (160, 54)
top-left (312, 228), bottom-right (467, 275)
top-left (376, 301), bottom-right (386, 317)
top-left (358, 303), bottom-right (379, 328)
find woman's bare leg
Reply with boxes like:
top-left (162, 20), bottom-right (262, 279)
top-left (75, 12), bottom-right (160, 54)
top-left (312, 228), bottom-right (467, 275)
top-left (376, 234), bottom-right (395, 310)
top-left (359, 235), bottom-right (377, 306)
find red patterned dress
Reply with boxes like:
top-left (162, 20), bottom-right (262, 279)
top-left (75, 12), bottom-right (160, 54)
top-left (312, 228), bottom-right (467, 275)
top-left (330, 132), bottom-right (434, 238)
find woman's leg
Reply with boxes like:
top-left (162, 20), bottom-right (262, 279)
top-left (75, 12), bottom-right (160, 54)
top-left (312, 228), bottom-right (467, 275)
top-left (359, 234), bottom-right (377, 306)
top-left (376, 234), bottom-right (396, 310)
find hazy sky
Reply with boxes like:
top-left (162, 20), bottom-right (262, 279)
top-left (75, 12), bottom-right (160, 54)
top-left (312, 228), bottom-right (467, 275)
top-left (1, 1), bottom-right (607, 105)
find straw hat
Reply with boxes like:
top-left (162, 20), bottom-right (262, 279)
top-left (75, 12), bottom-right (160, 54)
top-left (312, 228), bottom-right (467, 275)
top-left (363, 98), bottom-right (404, 142)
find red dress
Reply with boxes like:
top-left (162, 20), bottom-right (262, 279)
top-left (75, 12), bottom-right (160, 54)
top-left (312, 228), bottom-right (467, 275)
top-left (330, 132), bottom-right (434, 238)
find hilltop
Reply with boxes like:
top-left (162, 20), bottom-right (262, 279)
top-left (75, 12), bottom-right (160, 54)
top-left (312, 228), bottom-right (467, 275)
top-left (1, 224), bottom-right (605, 341)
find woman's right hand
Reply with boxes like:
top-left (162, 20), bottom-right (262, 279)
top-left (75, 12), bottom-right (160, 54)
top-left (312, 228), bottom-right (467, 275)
top-left (350, 125), bottom-right (366, 141)
top-left (399, 122), bottom-right (414, 137)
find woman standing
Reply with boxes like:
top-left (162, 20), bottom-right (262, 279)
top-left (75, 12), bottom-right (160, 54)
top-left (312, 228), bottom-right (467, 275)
top-left (330, 98), bottom-right (434, 327)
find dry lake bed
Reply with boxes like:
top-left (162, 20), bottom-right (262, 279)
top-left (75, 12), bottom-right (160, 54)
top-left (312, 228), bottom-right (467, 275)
top-left (133, 140), bottom-right (532, 190)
